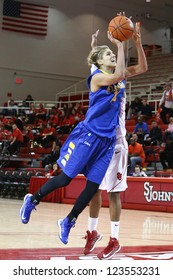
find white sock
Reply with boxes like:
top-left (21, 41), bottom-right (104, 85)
top-left (88, 217), bottom-right (99, 232)
top-left (110, 221), bottom-right (120, 239)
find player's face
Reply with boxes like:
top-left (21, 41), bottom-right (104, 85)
top-left (101, 48), bottom-right (116, 68)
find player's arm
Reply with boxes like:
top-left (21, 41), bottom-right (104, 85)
top-left (92, 32), bottom-right (125, 88)
top-left (91, 29), bottom-right (99, 50)
top-left (125, 22), bottom-right (148, 78)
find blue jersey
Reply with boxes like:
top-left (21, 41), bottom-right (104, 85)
top-left (83, 69), bottom-right (126, 138)
top-left (57, 70), bottom-right (126, 184)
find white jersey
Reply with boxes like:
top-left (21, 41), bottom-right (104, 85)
top-left (159, 89), bottom-right (173, 109)
top-left (99, 93), bottom-right (128, 192)
top-left (116, 95), bottom-right (127, 140)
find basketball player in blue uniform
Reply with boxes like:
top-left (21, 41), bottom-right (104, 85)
top-left (83, 21), bottom-right (148, 259)
top-left (20, 30), bottom-right (126, 244)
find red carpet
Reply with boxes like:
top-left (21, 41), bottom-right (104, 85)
top-left (1, 245), bottom-right (173, 260)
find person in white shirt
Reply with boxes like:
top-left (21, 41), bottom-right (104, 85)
top-left (159, 83), bottom-right (173, 124)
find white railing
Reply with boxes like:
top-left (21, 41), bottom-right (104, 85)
top-left (2, 81), bottom-right (165, 116)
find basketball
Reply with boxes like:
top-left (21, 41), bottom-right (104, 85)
top-left (108, 15), bottom-right (134, 42)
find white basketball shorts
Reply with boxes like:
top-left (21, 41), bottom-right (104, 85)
top-left (99, 137), bottom-right (128, 192)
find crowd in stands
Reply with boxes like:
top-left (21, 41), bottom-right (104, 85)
top-left (0, 83), bottom-right (173, 176)
top-left (0, 95), bottom-right (86, 174)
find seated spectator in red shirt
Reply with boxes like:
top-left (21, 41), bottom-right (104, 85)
top-left (48, 112), bottom-right (59, 128)
top-left (7, 123), bottom-right (23, 155)
top-left (0, 114), bottom-right (8, 128)
top-left (35, 103), bottom-right (47, 121)
top-left (57, 109), bottom-right (73, 134)
top-left (41, 123), bottom-right (57, 148)
top-left (0, 113), bottom-right (15, 130)
top-left (0, 123), bottom-right (11, 141)
top-left (22, 125), bottom-right (34, 146)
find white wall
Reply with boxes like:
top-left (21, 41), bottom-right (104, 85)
top-left (0, 0), bottom-right (172, 106)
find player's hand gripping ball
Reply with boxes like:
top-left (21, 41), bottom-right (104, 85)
top-left (108, 15), bottom-right (134, 42)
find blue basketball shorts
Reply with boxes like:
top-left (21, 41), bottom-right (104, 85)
top-left (57, 122), bottom-right (116, 184)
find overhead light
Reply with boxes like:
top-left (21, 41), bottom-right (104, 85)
top-left (146, 0), bottom-right (151, 2)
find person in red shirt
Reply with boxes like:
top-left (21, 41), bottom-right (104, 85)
top-left (35, 103), bottom-right (47, 121)
top-left (128, 137), bottom-right (145, 174)
top-left (48, 112), bottom-right (59, 128)
top-left (22, 125), bottom-right (34, 146)
top-left (41, 123), bottom-right (57, 148)
top-left (0, 125), bottom-right (11, 141)
top-left (7, 123), bottom-right (23, 155)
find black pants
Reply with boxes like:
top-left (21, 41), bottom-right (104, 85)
top-left (160, 150), bottom-right (173, 169)
top-left (160, 107), bottom-right (173, 124)
top-left (7, 141), bottom-right (23, 155)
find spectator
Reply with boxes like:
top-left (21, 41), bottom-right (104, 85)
top-left (144, 120), bottom-right (162, 146)
top-left (13, 114), bottom-right (25, 132)
top-left (22, 125), bottom-right (34, 146)
top-left (132, 164), bottom-right (147, 177)
top-left (73, 102), bottom-right (81, 114)
top-left (138, 98), bottom-right (153, 121)
top-left (3, 99), bottom-right (18, 116)
top-left (57, 109), bottom-right (72, 134)
top-left (18, 100), bottom-right (27, 116)
top-left (75, 109), bottom-right (85, 122)
top-left (133, 116), bottom-right (150, 144)
top-left (128, 137), bottom-right (146, 174)
top-left (0, 113), bottom-right (9, 128)
top-left (132, 132), bottom-right (140, 142)
top-left (126, 97), bottom-right (142, 120)
top-left (7, 123), bottom-right (23, 156)
top-left (45, 163), bottom-right (60, 177)
top-left (25, 102), bottom-right (37, 124)
top-left (163, 117), bottom-right (173, 142)
top-left (35, 103), bottom-right (47, 121)
top-left (159, 137), bottom-right (173, 170)
top-left (42, 144), bottom-right (61, 169)
top-left (0, 124), bottom-right (11, 142)
top-left (48, 112), bottom-right (59, 128)
top-left (24, 94), bottom-right (34, 107)
top-left (41, 123), bottom-right (57, 148)
top-left (159, 82), bottom-right (173, 124)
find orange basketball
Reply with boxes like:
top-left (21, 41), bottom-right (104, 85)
top-left (108, 15), bottom-right (134, 42)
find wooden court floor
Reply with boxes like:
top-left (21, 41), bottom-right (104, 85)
top-left (1, 197), bottom-right (173, 251)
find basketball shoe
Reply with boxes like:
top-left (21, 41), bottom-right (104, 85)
top-left (58, 218), bottom-right (75, 245)
top-left (83, 230), bottom-right (102, 255)
top-left (97, 237), bottom-right (121, 259)
top-left (20, 194), bottom-right (37, 224)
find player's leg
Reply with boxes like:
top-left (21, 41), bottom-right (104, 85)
top-left (97, 192), bottom-right (121, 259)
top-left (97, 139), bottom-right (128, 259)
top-left (58, 180), bottom-right (100, 244)
top-left (83, 190), bottom-right (102, 255)
top-left (20, 171), bottom-right (72, 224)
